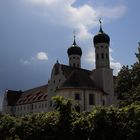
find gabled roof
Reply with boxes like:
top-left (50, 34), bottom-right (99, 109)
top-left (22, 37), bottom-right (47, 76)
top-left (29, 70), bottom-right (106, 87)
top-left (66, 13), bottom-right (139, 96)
top-left (59, 69), bottom-right (99, 90)
top-left (61, 64), bottom-right (91, 78)
top-left (16, 85), bottom-right (48, 105)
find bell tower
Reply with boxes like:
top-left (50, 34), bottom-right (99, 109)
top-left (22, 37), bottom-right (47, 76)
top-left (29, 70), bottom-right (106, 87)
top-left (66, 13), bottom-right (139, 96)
top-left (91, 19), bottom-right (114, 105)
top-left (94, 19), bottom-right (110, 69)
top-left (67, 33), bottom-right (82, 68)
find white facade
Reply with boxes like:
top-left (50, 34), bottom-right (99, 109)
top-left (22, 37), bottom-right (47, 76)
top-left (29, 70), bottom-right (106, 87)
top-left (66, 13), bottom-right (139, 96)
top-left (47, 63), bottom-right (66, 111)
top-left (94, 42), bottom-right (110, 69)
top-left (69, 54), bottom-right (81, 68)
top-left (15, 101), bottom-right (48, 116)
top-left (57, 88), bottom-right (107, 111)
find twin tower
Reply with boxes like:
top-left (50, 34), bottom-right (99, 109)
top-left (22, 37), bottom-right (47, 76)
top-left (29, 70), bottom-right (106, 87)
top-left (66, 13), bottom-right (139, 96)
top-left (67, 21), bottom-right (114, 104)
top-left (67, 22), bottom-right (110, 70)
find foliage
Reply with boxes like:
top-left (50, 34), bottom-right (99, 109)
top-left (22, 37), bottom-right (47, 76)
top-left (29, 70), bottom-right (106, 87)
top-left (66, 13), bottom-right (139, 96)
top-left (115, 45), bottom-right (140, 105)
top-left (115, 65), bottom-right (132, 99)
top-left (53, 96), bottom-right (72, 140)
top-left (1, 97), bottom-right (140, 140)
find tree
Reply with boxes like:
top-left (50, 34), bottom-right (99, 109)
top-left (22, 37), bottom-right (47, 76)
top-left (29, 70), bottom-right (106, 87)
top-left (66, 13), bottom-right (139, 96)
top-left (131, 45), bottom-right (140, 88)
top-left (115, 43), bottom-right (140, 105)
top-left (115, 65), bottom-right (132, 100)
top-left (52, 96), bottom-right (72, 140)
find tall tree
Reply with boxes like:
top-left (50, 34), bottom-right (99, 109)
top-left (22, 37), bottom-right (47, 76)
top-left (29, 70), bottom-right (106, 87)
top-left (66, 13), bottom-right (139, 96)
top-left (115, 65), bottom-right (132, 100)
top-left (115, 43), bottom-right (140, 105)
top-left (131, 44), bottom-right (140, 88)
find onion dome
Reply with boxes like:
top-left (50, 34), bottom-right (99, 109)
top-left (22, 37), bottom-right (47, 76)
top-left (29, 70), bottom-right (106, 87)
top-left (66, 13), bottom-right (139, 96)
top-left (67, 34), bottom-right (82, 56)
top-left (93, 19), bottom-right (110, 45)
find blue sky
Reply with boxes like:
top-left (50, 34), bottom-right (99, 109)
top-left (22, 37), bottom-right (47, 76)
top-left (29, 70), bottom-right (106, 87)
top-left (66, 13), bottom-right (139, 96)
top-left (0, 0), bottom-right (140, 109)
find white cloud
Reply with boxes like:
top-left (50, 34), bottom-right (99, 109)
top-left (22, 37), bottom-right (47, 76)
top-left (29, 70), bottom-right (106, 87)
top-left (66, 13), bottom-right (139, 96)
top-left (110, 61), bottom-right (121, 75)
top-left (23, 0), bottom-right (124, 73)
top-left (20, 60), bottom-right (30, 65)
top-left (21, 52), bottom-right (48, 65)
top-left (86, 47), bottom-right (95, 63)
top-left (25, 0), bottom-right (126, 41)
top-left (96, 6), bottom-right (126, 19)
top-left (36, 52), bottom-right (48, 60)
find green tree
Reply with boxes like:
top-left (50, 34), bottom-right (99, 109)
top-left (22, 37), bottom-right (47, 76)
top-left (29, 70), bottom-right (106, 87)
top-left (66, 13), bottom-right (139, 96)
top-left (52, 96), bottom-right (72, 140)
top-left (115, 65), bottom-right (132, 99)
top-left (0, 114), bottom-right (21, 140)
top-left (115, 44), bottom-right (140, 105)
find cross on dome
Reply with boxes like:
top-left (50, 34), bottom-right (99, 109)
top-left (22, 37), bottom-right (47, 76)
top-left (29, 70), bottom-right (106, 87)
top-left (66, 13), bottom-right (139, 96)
top-left (73, 30), bottom-right (77, 46)
top-left (99, 18), bottom-right (103, 33)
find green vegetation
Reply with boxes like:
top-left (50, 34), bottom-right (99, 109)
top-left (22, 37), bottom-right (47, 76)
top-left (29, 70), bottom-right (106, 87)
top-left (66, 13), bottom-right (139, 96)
top-left (115, 45), bottom-right (140, 106)
top-left (1, 97), bottom-right (140, 140)
top-left (1, 46), bottom-right (140, 140)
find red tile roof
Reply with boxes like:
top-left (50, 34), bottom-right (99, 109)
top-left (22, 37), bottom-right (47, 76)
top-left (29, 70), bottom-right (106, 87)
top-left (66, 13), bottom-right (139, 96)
top-left (16, 85), bottom-right (48, 105)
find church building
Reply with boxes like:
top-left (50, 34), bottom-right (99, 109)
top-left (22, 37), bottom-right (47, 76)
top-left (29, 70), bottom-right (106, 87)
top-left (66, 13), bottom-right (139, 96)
top-left (2, 22), bottom-right (115, 116)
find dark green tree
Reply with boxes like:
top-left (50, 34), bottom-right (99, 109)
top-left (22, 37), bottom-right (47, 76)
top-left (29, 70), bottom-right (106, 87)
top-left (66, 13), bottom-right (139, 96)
top-left (131, 45), bottom-right (140, 88)
top-left (115, 65), bottom-right (132, 99)
top-left (115, 43), bottom-right (140, 105)
top-left (52, 96), bottom-right (72, 140)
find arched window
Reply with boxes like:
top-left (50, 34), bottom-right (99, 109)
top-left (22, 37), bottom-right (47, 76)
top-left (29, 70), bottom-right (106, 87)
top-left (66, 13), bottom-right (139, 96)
top-left (101, 53), bottom-right (104, 59)
top-left (75, 93), bottom-right (80, 100)
top-left (89, 94), bottom-right (95, 105)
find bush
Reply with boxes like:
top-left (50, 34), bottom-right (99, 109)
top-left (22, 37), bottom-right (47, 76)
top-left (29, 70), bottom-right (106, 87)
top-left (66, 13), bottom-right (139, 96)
top-left (1, 97), bottom-right (140, 140)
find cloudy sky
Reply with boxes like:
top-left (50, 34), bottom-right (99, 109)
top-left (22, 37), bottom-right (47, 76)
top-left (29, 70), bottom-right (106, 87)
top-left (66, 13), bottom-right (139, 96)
top-left (0, 0), bottom-right (140, 109)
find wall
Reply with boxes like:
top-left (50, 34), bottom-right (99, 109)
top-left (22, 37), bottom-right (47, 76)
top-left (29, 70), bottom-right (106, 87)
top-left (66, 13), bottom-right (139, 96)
top-left (57, 88), bottom-right (105, 111)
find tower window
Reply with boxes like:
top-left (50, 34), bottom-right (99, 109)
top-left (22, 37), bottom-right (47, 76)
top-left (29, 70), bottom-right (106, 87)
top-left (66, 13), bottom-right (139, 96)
top-left (106, 53), bottom-right (108, 59)
top-left (73, 57), bottom-right (75, 59)
top-left (73, 63), bottom-right (75, 67)
top-left (101, 45), bottom-right (103, 48)
top-left (89, 94), bottom-right (95, 105)
top-left (101, 53), bottom-right (104, 59)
